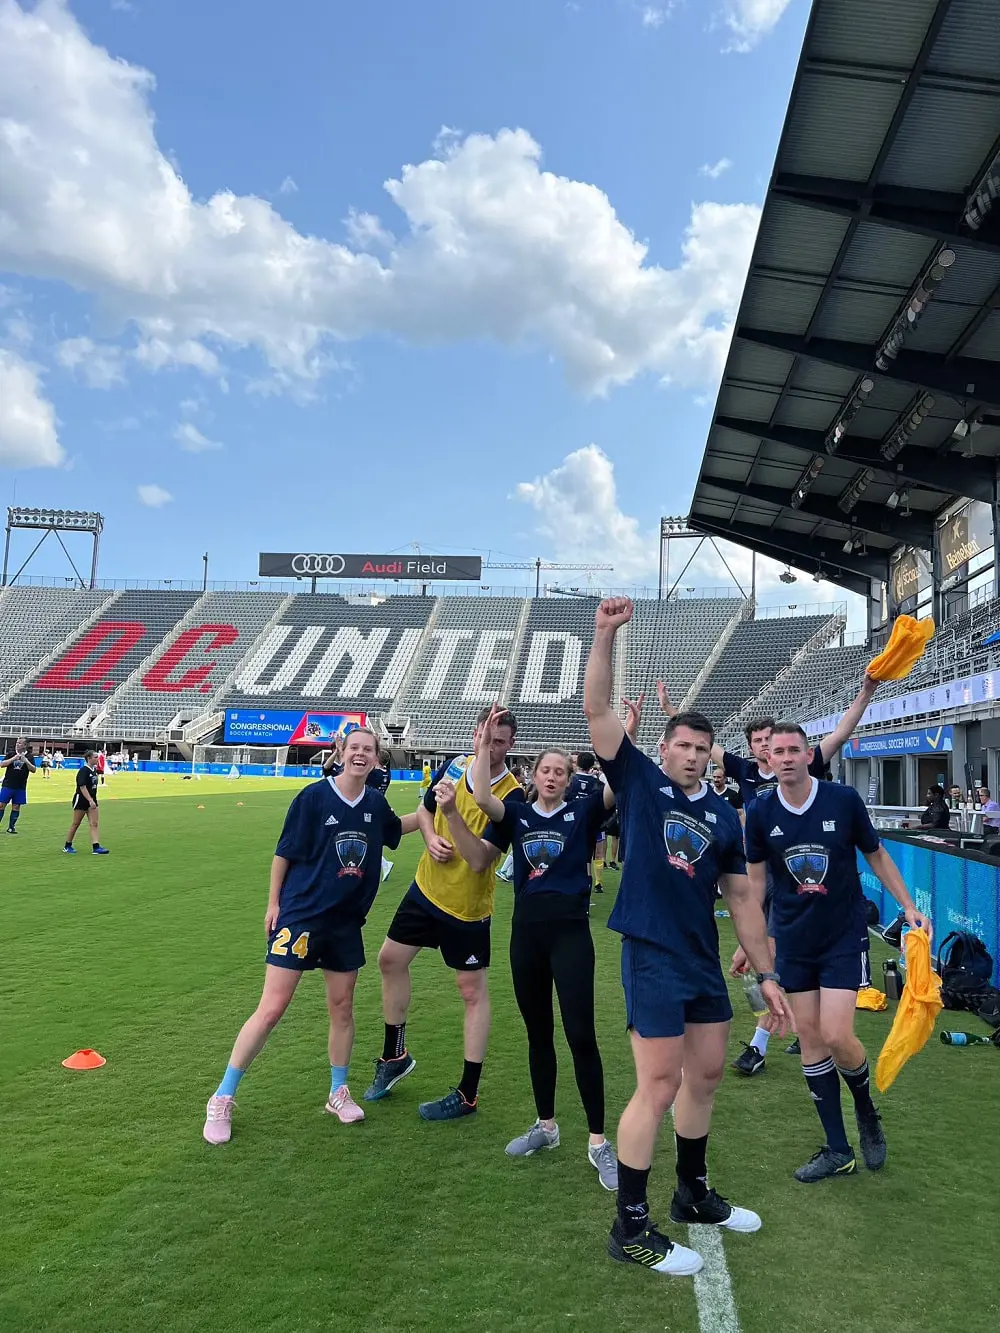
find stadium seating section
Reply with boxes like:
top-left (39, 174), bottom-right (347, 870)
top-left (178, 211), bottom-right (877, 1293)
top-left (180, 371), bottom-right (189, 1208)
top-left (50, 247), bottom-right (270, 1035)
top-left (2, 587), bottom-right (997, 756)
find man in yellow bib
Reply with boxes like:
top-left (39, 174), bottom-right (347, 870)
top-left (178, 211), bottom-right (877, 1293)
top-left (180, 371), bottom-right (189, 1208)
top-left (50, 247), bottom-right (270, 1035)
top-left (364, 706), bottom-right (522, 1120)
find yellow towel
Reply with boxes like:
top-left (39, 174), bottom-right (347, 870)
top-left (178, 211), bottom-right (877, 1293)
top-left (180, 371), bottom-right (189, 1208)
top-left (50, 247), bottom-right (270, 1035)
top-left (875, 929), bottom-right (942, 1092)
top-left (868, 615), bottom-right (935, 682)
top-left (857, 986), bottom-right (888, 1012)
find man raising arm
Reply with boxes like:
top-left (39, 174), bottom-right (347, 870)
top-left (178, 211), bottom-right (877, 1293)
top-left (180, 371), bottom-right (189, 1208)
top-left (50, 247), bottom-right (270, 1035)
top-left (584, 598), bottom-right (791, 1279)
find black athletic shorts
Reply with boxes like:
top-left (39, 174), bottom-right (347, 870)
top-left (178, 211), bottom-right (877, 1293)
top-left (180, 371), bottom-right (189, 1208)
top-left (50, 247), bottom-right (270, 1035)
top-left (386, 882), bottom-right (491, 971)
top-left (601, 813), bottom-right (620, 838)
top-left (72, 795), bottom-right (97, 813)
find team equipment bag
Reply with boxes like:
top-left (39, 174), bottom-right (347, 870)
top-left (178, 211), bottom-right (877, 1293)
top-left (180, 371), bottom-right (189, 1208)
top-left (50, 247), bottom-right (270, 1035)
top-left (936, 931), bottom-right (995, 1012)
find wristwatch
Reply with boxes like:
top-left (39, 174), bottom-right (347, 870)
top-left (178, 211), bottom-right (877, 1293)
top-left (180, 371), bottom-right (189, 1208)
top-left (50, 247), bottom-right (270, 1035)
top-left (755, 970), bottom-right (781, 985)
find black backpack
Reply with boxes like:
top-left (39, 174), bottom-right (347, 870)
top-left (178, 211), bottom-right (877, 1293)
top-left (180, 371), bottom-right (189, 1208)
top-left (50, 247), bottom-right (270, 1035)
top-left (937, 931), bottom-right (996, 1012)
top-left (864, 898), bottom-right (880, 927)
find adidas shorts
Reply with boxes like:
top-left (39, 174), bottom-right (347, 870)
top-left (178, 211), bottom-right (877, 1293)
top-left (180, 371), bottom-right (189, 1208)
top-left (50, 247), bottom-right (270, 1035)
top-left (777, 939), bottom-right (871, 994)
top-left (621, 937), bottom-right (733, 1038)
top-left (387, 883), bottom-right (491, 971)
top-left (265, 912), bottom-right (365, 974)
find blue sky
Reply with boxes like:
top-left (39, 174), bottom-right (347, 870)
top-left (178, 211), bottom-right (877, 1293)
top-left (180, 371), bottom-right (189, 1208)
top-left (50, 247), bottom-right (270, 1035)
top-left (0, 0), bottom-right (837, 608)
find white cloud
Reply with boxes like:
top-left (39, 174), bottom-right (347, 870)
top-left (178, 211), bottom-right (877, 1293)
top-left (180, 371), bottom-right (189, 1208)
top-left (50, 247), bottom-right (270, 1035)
top-left (137, 482), bottom-right (172, 507)
top-left (173, 421), bottom-right (222, 452)
top-left (55, 335), bottom-right (125, 388)
top-left (514, 445), bottom-right (863, 626)
top-left (278, 175), bottom-right (298, 195)
top-left (0, 0), bottom-right (760, 396)
top-left (344, 208), bottom-right (393, 251)
top-left (641, 5), bottom-right (669, 26)
top-left (0, 347), bottom-right (64, 467)
top-left (721, 0), bottom-right (795, 52)
top-left (4, 313), bottom-right (32, 345)
top-left (699, 157), bottom-right (733, 179)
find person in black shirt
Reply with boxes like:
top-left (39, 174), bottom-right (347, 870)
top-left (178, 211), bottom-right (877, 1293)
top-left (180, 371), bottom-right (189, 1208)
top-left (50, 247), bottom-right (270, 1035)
top-left (64, 751), bottom-right (109, 854)
top-left (917, 786), bottom-right (951, 830)
top-left (0, 739), bottom-right (35, 833)
top-left (710, 768), bottom-right (742, 814)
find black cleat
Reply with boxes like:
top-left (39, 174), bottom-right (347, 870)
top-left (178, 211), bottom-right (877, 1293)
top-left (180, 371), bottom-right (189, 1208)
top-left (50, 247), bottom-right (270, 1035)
top-left (731, 1042), bottom-right (766, 1076)
top-left (856, 1108), bottom-right (887, 1171)
top-left (6, 826), bottom-right (17, 834)
top-left (593, 883), bottom-right (603, 893)
top-left (417, 1087), bottom-right (477, 1121)
top-left (607, 1218), bottom-right (703, 1276)
top-left (669, 1184), bottom-right (761, 1232)
top-left (785, 1037), bottom-right (801, 1055)
top-left (362, 1051), bottom-right (416, 1102)
top-left (794, 1146), bottom-right (857, 1183)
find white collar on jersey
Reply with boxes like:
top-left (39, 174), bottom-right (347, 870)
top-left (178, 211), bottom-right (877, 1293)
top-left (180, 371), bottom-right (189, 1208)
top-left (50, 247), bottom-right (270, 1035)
top-left (777, 775), bottom-right (819, 815)
top-left (532, 800), bottom-right (568, 818)
top-left (657, 769), bottom-right (709, 802)
top-left (326, 774), bottom-right (366, 808)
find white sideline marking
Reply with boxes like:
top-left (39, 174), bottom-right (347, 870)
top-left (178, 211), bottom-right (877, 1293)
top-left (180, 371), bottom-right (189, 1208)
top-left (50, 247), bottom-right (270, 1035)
top-left (689, 1225), bottom-right (742, 1333)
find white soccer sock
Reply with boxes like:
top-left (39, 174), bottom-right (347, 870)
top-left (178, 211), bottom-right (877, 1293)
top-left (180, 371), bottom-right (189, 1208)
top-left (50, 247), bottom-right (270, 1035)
top-left (752, 1026), bottom-right (770, 1055)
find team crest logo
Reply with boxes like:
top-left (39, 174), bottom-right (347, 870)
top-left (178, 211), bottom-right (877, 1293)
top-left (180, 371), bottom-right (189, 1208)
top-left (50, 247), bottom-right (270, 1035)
top-left (335, 830), bottom-right (368, 878)
top-left (785, 844), bottom-right (829, 896)
top-left (663, 816), bottom-right (710, 878)
top-left (521, 831), bottom-right (566, 879)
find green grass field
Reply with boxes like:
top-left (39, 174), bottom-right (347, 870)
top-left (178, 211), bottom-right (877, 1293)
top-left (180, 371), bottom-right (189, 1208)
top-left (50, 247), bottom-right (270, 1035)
top-left (2, 774), bottom-right (998, 1333)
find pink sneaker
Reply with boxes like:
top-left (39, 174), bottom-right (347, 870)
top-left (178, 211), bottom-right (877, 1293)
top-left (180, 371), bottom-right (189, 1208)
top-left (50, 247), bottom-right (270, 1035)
top-left (203, 1094), bottom-right (235, 1144)
top-left (325, 1085), bottom-right (365, 1124)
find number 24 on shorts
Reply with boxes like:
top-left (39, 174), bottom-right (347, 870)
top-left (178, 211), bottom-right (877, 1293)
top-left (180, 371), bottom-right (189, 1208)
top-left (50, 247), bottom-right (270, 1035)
top-left (270, 928), bottom-right (310, 959)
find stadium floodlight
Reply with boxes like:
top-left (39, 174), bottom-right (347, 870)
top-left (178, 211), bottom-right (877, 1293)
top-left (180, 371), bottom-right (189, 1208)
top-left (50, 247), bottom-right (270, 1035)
top-left (875, 249), bottom-right (956, 372)
top-left (880, 393), bottom-right (935, 461)
top-left (964, 150), bottom-right (1000, 231)
top-left (789, 455), bottom-right (824, 509)
top-left (7, 507), bottom-right (104, 532)
top-left (837, 467), bottom-right (875, 514)
top-left (779, 567), bottom-right (796, 584)
top-left (825, 376), bottom-right (875, 453)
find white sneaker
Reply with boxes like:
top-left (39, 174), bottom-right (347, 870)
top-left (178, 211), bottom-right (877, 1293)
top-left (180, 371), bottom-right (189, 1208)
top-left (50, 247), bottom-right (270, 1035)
top-left (609, 1219), bottom-right (704, 1276)
top-left (652, 1240), bottom-right (704, 1276)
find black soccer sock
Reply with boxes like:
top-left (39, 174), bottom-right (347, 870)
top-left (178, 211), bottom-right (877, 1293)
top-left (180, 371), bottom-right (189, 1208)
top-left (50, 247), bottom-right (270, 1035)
top-left (616, 1161), bottom-right (651, 1235)
top-left (837, 1058), bottom-right (876, 1116)
top-left (457, 1059), bottom-right (482, 1103)
top-left (675, 1132), bottom-right (710, 1201)
top-left (382, 1022), bottom-right (406, 1062)
top-left (803, 1057), bottom-right (851, 1154)
top-left (8, 806), bottom-right (19, 830)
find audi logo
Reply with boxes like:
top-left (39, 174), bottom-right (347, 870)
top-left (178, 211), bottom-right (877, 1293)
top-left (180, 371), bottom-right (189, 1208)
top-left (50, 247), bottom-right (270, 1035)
top-left (291, 553), bottom-right (346, 575)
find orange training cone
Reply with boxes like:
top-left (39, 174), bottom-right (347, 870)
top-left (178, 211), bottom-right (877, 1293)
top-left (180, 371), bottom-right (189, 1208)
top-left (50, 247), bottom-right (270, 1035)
top-left (62, 1049), bottom-right (106, 1070)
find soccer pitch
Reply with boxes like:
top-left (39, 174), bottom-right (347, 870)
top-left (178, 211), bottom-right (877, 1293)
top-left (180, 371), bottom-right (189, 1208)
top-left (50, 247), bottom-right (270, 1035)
top-left (2, 775), bottom-right (998, 1333)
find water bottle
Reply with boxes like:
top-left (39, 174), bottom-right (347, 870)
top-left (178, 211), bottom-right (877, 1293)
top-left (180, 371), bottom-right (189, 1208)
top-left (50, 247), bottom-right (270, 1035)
top-left (898, 923), bottom-right (911, 969)
top-left (742, 974), bottom-right (766, 1016)
top-left (882, 960), bottom-right (903, 1001)
top-left (940, 1031), bottom-right (994, 1046)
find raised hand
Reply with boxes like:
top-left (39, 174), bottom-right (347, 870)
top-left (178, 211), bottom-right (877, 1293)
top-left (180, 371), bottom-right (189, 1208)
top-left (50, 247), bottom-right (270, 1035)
top-left (621, 692), bottom-right (645, 739)
top-left (595, 597), bottom-right (633, 631)
top-left (656, 681), bottom-right (677, 717)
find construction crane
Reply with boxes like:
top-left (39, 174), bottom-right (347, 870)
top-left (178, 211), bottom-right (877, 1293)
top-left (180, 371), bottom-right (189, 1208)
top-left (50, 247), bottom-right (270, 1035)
top-left (484, 558), bottom-right (614, 597)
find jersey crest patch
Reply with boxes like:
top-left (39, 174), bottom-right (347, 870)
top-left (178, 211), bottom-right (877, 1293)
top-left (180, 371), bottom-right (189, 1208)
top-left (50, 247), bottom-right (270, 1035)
top-left (521, 831), bottom-right (566, 879)
top-left (785, 844), bottom-right (829, 896)
top-left (335, 831), bottom-right (368, 878)
top-left (663, 814), bottom-right (711, 878)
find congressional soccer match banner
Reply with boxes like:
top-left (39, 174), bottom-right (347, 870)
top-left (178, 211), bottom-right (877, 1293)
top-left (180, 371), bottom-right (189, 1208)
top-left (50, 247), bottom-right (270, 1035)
top-left (258, 552), bottom-right (483, 581)
top-left (224, 709), bottom-right (368, 745)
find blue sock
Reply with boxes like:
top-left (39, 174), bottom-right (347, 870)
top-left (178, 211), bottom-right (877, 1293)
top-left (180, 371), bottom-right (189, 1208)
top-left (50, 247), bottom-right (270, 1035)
top-left (803, 1057), bottom-right (850, 1154)
top-left (216, 1064), bottom-right (244, 1098)
top-left (330, 1064), bottom-right (349, 1093)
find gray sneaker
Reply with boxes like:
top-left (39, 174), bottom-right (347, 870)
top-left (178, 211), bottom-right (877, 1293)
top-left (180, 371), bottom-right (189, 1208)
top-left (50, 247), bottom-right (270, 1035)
top-left (588, 1139), bottom-right (619, 1191)
top-left (505, 1120), bottom-right (560, 1157)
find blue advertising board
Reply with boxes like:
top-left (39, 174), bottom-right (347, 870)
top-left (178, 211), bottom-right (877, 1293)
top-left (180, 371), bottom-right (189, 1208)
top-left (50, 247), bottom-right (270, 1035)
top-left (846, 725), bottom-right (953, 759)
top-left (858, 835), bottom-right (999, 987)
top-left (223, 710), bottom-right (306, 744)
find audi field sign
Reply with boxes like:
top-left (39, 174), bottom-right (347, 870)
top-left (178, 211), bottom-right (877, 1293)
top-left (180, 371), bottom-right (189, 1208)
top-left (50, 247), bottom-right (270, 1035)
top-left (258, 552), bottom-right (483, 581)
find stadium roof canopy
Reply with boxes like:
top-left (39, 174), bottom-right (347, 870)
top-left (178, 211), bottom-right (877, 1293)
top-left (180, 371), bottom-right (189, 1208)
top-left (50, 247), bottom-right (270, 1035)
top-left (689, 0), bottom-right (1000, 598)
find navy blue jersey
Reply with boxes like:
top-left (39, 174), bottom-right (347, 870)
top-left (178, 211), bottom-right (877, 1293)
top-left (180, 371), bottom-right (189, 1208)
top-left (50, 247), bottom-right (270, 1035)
top-left (75, 765), bottom-right (98, 800)
top-left (483, 790), bottom-right (607, 912)
top-left (275, 776), bottom-right (402, 922)
top-left (1, 755), bottom-right (31, 791)
top-left (744, 779), bottom-right (880, 955)
top-left (723, 748), bottom-right (826, 809)
top-left (328, 763), bottom-right (391, 793)
top-left (567, 771), bottom-right (601, 802)
top-left (599, 735), bottom-right (746, 987)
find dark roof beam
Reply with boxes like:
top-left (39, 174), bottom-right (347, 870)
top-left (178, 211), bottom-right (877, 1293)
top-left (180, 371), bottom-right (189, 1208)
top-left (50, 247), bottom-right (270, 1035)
top-left (771, 176), bottom-right (1000, 258)
top-left (735, 329), bottom-right (1000, 411)
top-left (702, 475), bottom-right (934, 545)
top-left (689, 518), bottom-right (883, 596)
top-left (715, 415), bottom-right (996, 502)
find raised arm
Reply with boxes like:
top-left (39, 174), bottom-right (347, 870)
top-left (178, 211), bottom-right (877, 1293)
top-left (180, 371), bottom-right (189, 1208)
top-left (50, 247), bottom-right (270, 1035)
top-left (435, 779), bottom-right (498, 874)
top-left (621, 693), bottom-right (645, 744)
top-left (584, 598), bottom-right (632, 759)
top-left (416, 791), bottom-right (454, 863)
top-left (819, 672), bottom-right (878, 763)
top-left (471, 704), bottom-right (507, 821)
